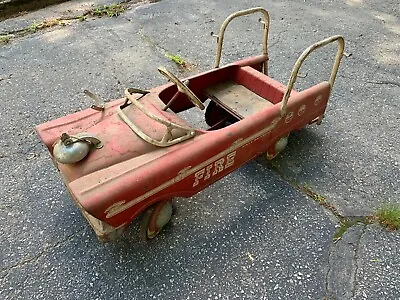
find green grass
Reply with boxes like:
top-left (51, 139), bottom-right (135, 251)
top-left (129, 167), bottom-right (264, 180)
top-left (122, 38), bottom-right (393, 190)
top-left (330, 205), bottom-right (399, 243)
top-left (28, 20), bottom-right (39, 32)
top-left (333, 221), bottom-right (350, 242)
top-left (0, 35), bottom-right (12, 44)
top-left (376, 204), bottom-right (400, 230)
top-left (91, 3), bottom-right (126, 17)
top-left (332, 217), bottom-right (372, 243)
top-left (21, 3), bottom-right (125, 35)
top-left (167, 53), bottom-right (185, 66)
top-left (302, 184), bottom-right (327, 203)
top-left (24, 19), bottom-right (64, 34)
top-left (1, 2), bottom-right (127, 46)
top-left (166, 53), bottom-right (194, 70)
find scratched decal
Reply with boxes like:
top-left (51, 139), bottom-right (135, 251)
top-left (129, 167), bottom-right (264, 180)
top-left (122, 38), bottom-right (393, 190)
top-left (193, 151), bottom-right (236, 187)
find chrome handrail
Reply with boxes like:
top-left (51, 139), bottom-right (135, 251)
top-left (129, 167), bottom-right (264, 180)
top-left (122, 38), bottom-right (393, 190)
top-left (280, 35), bottom-right (345, 117)
top-left (214, 7), bottom-right (270, 74)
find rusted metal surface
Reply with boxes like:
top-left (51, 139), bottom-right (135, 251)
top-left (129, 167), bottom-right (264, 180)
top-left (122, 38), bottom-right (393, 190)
top-left (53, 132), bottom-right (102, 164)
top-left (205, 81), bottom-right (274, 118)
top-left (36, 8), bottom-right (344, 242)
top-left (213, 7), bottom-right (270, 74)
top-left (146, 199), bottom-right (173, 239)
top-left (280, 35), bottom-right (345, 117)
top-left (158, 67), bottom-right (205, 110)
top-left (84, 89), bottom-right (105, 112)
top-left (36, 58), bottom-right (334, 241)
top-left (118, 87), bottom-right (196, 147)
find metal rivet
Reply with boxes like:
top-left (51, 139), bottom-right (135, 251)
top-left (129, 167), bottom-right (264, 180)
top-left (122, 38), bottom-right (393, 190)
top-left (298, 105), bottom-right (306, 116)
top-left (315, 95), bottom-right (323, 106)
top-left (285, 112), bottom-right (294, 123)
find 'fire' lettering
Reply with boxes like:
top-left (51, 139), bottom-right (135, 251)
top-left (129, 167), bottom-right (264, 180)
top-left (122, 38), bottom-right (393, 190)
top-left (212, 158), bottom-right (225, 176)
top-left (193, 169), bottom-right (205, 187)
top-left (192, 151), bottom-right (237, 187)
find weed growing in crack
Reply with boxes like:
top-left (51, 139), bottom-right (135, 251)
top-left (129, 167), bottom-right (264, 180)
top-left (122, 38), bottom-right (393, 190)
top-left (0, 34), bottom-right (12, 44)
top-left (28, 20), bottom-right (39, 32)
top-left (300, 183), bottom-right (342, 219)
top-left (302, 184), bottom-right (326, 203)
top-left (332, 217), bottom-right (372, 243)
top-left (90, 3), bottom-right (126, 17)
top-left (166, 53), bottom-right (194, 70)
top-left (167, 53), bottom-right (184, 66)
top-left (267, 162), bottom-right (399, 236)
top-left (24, 19), bottom-right (66, 34)
top-left (43, 19), bottom-right (66, 27)
top-left (375, 204), bottom-right (400, 230)
top-left (1, 2), bottom-right (129, 46)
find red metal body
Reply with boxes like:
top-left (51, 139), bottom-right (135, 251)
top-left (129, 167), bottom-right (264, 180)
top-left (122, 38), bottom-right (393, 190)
top-left (36, 8), bottom-right (344, 241)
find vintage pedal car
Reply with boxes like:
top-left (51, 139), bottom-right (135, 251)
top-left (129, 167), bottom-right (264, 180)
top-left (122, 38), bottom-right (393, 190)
top-left (36, 8), bottom-right (345, 242)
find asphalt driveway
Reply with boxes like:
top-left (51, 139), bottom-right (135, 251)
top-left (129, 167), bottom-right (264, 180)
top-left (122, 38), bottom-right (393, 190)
top-left (1, 0), bottom-right (399, 299)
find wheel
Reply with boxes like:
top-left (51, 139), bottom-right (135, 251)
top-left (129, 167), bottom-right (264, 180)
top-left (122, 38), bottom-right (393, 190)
top-left (158, 66), bottom-right (205, 110)
top-left (139, 200), bottom-right (173, 240)
top-left (266, 135), bottom-right (289, 160)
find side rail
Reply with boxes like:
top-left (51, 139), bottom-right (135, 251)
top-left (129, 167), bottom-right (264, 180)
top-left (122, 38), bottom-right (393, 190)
top-left (213, 7), bottom-right (270, 74)
top-left (280, 35), bottom-right (345, 117)
top-left (117, 88), bottom-right (196, 147)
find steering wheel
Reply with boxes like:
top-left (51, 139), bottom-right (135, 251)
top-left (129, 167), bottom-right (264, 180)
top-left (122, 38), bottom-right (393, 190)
top-left (158, 67), bottom-right (205, 110)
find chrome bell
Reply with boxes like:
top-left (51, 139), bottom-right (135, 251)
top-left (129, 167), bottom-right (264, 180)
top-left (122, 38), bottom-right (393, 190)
top-left (53, 133), bottom-right (102, 164)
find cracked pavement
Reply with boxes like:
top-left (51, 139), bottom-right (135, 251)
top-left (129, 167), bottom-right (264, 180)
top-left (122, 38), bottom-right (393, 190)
top-left (0, 0), bottom-right (399, 299)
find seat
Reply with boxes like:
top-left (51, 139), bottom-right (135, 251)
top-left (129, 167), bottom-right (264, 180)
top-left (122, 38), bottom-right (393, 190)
top-left (204, 80), bottom-right (274, 119)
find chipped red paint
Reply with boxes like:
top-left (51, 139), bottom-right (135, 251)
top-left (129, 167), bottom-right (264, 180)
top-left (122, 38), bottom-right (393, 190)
top-left (36, 55), bottom-right (331, 241)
